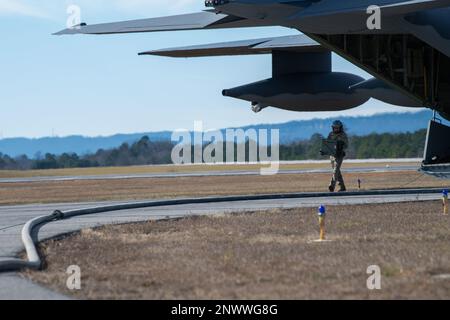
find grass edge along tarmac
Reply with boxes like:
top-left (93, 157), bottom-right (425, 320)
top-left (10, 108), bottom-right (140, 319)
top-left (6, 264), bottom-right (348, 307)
top-left (23, 201), bottom-right (450, 300)
top-left (1, 170), bottom-right (448, 206)
top-left (0, 160), bottom-right (421, 179)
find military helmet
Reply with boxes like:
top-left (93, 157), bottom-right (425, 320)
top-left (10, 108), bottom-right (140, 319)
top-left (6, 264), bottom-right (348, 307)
top-left (332, 120), bottom-right (344, 130)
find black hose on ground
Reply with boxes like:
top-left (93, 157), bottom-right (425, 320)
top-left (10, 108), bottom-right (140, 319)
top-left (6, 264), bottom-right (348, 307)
top-left (0, 188), bottom-right (444, 272)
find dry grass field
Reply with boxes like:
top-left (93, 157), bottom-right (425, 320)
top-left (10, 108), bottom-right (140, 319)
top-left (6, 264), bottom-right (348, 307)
top-left (24, 201), bottom-right (450, 300)
top-left (0, 170), bottom-right (448, 206)
top-left (0, 161), bottom-right (419, 179)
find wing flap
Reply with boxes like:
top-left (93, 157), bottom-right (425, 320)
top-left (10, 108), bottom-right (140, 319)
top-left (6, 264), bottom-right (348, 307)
top-left (54, 11), bottom-right (271, 35)
top-left (139, 35), bottom-right (325, 58)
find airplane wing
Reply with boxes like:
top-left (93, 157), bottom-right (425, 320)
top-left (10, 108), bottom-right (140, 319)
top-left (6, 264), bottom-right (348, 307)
top-left (294, 0), bottom-right (450, 20)
top-left (54, 11), bottom-right (271, 35)
top-left (379, 0), bottom-right (450, 16)
top-left (139, 35), bottom-right (326, 58)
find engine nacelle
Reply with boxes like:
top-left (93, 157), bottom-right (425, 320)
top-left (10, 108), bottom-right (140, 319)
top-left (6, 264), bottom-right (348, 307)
top-left (350, 78), bottom-right (423, 108)
top-left (222, 72), bottom-right (369, 112)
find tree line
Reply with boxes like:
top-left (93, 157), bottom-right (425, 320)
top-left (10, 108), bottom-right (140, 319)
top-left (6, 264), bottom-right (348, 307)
top-left (0, 129), bottom-right (427, 170)
top-left (280, 129), bottom-right (426, 160)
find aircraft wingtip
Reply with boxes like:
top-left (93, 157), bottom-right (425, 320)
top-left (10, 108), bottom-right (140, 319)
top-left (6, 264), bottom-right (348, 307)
top-left (138, 50), bottom-right (162, 56)
top-left (53, 23), bottom-right (88, 35)
top-left (52, 29), bottom-right (78, 36)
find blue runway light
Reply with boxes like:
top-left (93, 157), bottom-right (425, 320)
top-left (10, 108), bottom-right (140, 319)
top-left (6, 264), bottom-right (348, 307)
top-left (318, 205), bottom-right (326, 217)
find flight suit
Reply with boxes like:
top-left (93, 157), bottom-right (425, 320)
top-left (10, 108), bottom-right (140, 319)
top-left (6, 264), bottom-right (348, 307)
top-left (328, 131), bottom-right (349, 191)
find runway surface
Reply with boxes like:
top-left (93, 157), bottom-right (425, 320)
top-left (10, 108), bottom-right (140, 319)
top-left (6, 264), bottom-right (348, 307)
top-left (0, 190), bottom-right (440, 299)
top-left (0, 165), bottom-right (419, 183)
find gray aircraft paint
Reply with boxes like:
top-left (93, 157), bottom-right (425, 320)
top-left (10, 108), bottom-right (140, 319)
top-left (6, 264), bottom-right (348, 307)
top-left (54, 0), bottom-right (450, 175)
top-left (404, 8), bottom-right (450, 56)
top-left (223, 72), bottom-right (368, 112)
top-left (55, 0), bottom-right (450, 113)
top-left (350, 78), bottom-right (424, 108)
top-left (140, 35), bottom-right (325, 58)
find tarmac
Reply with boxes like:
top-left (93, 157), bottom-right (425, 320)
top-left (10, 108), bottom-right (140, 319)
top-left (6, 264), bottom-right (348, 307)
top-left (0, 165), bottom-right (420, 184)
top-left (0, 191), bottom-right (441, 300)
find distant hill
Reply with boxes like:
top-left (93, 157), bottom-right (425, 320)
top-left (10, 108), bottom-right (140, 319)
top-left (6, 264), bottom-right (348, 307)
top-left (238, 110), bottom-right (433, 144)
top-left (0, 110), bottom-right (433, 158)
top-left (0, 132), bottom-right (172, 158)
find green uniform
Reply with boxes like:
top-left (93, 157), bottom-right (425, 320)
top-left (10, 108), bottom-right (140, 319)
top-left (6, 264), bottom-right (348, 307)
top-left (327, 131), bottom-right (349, 191)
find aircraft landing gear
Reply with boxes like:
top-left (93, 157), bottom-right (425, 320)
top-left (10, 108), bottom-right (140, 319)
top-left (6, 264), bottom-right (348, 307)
top-left (420, 115), bottom-right (450, 179)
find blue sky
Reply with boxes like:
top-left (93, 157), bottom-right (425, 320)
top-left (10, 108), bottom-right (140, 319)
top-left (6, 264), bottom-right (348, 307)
top-left (0, 0), bottom-right (420, 139)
